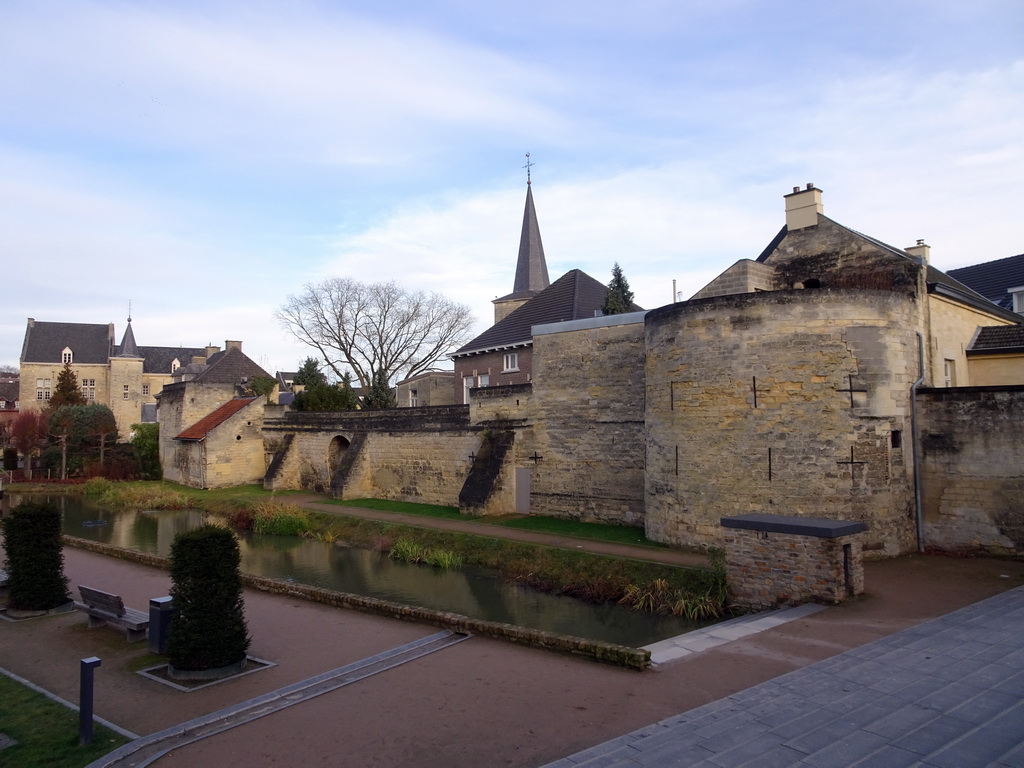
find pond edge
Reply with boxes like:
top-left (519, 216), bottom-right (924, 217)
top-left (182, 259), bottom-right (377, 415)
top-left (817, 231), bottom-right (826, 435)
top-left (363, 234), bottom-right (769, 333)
top-left (62, 535), bottom-right (651, 671)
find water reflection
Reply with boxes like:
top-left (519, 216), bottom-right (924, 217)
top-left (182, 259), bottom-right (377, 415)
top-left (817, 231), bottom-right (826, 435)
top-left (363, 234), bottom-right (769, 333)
top-left (12, 493), bottom-right (707, 647)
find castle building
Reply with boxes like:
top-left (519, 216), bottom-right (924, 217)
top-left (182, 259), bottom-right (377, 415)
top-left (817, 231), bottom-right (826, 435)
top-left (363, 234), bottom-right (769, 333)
top-left (18, 317), bottom-right (206, 437)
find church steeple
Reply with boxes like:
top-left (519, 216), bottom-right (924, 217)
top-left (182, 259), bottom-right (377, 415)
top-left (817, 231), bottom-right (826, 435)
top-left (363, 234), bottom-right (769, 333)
top-left (493, 156), bottom-right (551, 323)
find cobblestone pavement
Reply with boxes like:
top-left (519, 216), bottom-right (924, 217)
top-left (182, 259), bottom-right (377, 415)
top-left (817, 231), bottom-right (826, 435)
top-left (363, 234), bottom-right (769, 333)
top-left (542, 585), bottom-right (1024, 767)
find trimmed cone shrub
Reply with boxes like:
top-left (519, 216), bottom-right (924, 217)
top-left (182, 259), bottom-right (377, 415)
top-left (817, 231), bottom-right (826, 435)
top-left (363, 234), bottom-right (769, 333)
top-left (167, 525), bottom-right (250, 671)
top-left (2, 501), bottom-right (70, 611)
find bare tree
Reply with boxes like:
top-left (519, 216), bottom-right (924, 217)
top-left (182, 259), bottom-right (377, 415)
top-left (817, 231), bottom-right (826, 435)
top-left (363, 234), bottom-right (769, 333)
top-left (277, 278), bottom-right (474, 389)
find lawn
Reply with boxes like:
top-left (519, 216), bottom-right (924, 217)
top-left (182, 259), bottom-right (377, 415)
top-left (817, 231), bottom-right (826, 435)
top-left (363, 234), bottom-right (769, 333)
top-left (0, 672), bottom-right (129, 768)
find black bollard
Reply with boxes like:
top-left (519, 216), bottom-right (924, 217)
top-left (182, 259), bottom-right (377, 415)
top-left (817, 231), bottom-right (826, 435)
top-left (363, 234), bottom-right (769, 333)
top-left (79, 656), bottom-right (101, 745)
top-left (148, 596), bottom-right (175, 654)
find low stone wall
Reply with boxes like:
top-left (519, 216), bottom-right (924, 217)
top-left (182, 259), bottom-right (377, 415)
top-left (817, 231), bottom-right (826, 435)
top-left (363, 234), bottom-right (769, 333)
top-left (63, 536), bottom-right (650, 670)
top-left (721, 514), bottom-right (866, 610)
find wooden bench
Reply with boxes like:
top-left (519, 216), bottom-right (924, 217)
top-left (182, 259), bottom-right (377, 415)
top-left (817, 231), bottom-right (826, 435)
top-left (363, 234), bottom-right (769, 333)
top-left (75, 585), bottom-right (149, 642)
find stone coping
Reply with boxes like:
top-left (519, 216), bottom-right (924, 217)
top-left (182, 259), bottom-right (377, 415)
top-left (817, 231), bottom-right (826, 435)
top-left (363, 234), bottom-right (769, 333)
top-left (62, 536), bottom-right (651, 671)
top-left (721, 513), bottom-right (867, 538)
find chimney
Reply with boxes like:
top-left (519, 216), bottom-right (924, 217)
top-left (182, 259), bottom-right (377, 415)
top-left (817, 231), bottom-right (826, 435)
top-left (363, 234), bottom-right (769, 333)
top-left (225, 340), bottom-right (243, 352)
top-left (905, 239), bottom-right (930, 265)
top-left (784, 183), bottom-right (823, 231)
top-left (205, 345), bottom-right (220, 359)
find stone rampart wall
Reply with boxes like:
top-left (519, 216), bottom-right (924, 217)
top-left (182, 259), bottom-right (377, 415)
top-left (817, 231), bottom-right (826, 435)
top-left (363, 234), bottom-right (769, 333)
top-left (917, 386), bottom-right (1024, 555)
top-left (263, 407), bottom-right (493, 508)
top-left (646, 290), bottom-right (920, 554)
top-left (526, 319), bottom-right (646, 524)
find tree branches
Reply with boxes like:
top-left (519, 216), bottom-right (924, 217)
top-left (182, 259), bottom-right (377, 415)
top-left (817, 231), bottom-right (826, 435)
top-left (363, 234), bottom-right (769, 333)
top-left (276, 278), bottom-right (474, 389)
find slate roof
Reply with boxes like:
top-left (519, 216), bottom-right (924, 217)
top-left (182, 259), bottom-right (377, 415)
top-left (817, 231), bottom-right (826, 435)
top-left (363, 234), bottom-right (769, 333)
top-left (968, 325), bottom-right (1024, 354)
top-left (193, 347), bottom-right (272, 385)
top-left (114, 320), bottom-right (142, 358)
top-left (140, 346), bottom-right (207, 375)
top-left (495, 183), bottom-right (550, 303)
top-left (20, 320), bottom-right (113, 364)
top-left (947, 254), bottom-right (1024, 310)
top-left (454, 269), bottom-right (619, 357)
top-left (0, 381), bottom-right (18, 409)
top-left (175, 397), bottom-right (259, 441)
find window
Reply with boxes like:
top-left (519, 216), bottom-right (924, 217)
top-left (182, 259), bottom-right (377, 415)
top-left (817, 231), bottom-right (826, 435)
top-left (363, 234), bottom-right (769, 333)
top-left (502, 353), bottom-right (519, 372)
top-left (81, 379), bottom-right (95, 401)
top-left (943, 359), bottom-right (957, 387)
top-left (37, 378), bottom-right (51, 401)
top-left (142, 384), bottom-right (150, 396)
top-left (123, 384), bottom-right (130, 400)
top-left (477, 374), bottom-right (489, 388)
top-left (62, 347), bottom-right (73, 364)
top-left (171, 359), bottom-right (180, 373)
top-left (409, 388), bottom-right (418, 407)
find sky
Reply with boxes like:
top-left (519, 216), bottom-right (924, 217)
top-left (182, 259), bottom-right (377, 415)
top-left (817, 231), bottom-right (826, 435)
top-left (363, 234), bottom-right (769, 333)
top-left (2, 0), bottom-right (1022, 375)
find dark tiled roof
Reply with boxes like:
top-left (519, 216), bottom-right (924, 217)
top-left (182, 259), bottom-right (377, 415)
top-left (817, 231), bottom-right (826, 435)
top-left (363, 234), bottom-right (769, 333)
top-left (196, 347), bottom-right (272, 385)
top-left (20, 320), bottom-right (113, 364)
top-left (968, 325), bottom-right (1024, 353)
top-left (454, 269), bottom-right (616, 356)
top-left (947, 254), bottom-right (1024, 309)
top-left (0, 381), bottom-right (18, 407)
top-left (140, 346), bottom-right (206, 375)
top-left (175, 397), bottom-right (258, 440)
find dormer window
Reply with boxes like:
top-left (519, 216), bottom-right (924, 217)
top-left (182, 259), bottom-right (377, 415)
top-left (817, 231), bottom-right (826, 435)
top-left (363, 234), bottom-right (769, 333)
top-left (1010, 286), bottom-right (1024, 314)
top-left (62, 347), bottom-right (73, 364)
top-left (171, 359), bottom-right (180, 373)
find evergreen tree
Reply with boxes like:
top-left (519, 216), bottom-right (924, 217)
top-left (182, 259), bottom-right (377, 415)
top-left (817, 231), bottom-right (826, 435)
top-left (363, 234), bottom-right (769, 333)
top-left (293, 357), bottom-right (327, 387)
top-left (362, 370), bottom-right (397, 409)
top-left (602, 262), bottom-right (635, 315)
top-left (48, 362), bottom-right (87, 410)
top-left (2, 501), bottom-right (70, 611)
top-left (131, 422), bottom-right (161, 479)
top-left (167, 525), bottom-right (250, 672)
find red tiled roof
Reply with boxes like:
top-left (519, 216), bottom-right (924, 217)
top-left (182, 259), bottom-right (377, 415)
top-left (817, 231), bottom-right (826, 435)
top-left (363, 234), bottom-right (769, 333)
top-left (175, 398), bottom-right (258, 441)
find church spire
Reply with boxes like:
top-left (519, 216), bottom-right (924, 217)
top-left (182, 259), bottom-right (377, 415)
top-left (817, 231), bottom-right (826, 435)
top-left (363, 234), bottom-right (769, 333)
top-left (491, 156), bottom-right (551, 323)
top-left (512, 181), bottom-right (550, 296)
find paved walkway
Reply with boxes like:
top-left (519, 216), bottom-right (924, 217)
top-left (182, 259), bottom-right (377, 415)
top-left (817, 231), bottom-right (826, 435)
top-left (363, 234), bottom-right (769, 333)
top-left (2, 499), bottom-right (1024, 767)
top-left (544, 585), bottom-right (1024, 767)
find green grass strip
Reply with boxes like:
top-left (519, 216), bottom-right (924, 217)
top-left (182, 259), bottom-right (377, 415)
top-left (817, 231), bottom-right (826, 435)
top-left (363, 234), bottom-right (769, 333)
top-left (0, 672), bottom-right (129, 768)
top-left (329, 498), bottom-right (464, 520)
top-left (490, 516), bottom-right (665, 547)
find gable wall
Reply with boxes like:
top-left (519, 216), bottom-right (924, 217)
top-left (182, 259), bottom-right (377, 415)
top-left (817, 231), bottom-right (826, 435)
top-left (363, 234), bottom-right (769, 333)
top-left (927, 295), bottom-right (1015, 387)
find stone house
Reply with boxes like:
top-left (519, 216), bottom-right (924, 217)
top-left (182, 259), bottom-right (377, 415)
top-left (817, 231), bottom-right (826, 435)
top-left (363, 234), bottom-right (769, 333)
top-left (17, 317), bottom-right (205, 437)
top-left (395, 370), bottom-right (456, 407)
top-left (157, 342), bottom-right (277, 489)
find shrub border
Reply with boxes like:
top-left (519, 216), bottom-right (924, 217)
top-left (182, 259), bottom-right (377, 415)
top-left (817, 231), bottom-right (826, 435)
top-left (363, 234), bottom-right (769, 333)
top-left (63, 536), bottom-right (651, 671)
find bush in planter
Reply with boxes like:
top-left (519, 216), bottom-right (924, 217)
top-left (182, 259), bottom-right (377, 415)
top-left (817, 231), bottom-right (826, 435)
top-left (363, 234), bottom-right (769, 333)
top-left (167, 525), bottom-right (250, 672)
top-left (2, 501), bottom-right (70, 611)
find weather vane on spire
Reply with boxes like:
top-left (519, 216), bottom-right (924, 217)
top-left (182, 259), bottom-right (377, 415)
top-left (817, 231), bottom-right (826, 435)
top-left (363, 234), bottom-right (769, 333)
top-left (523, 152), bottom-right (534, 185)
top-left (127, 300), bottom-right (132, 324)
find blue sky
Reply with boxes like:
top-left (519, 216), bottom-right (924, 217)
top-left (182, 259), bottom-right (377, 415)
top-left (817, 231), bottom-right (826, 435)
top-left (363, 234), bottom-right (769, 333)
top-left (2, 0), bottom-right (1022, 373)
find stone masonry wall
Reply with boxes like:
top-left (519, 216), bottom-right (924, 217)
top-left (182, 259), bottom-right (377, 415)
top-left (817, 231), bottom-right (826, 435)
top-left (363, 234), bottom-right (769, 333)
top-left (527, 318), bottom-right (647, 524)
top-left (262, 407), bottom-right (494, 509)
top-left (691, 259), bottom-right (778, 300)
top-left (645, 289), bottom-right (920, 555)
top-left (723, 526), bottom-right (865, 610)
top-left (928, 295), bottom-right (1014, 387)
top-left (917, 386), bottom-right (1024, 555)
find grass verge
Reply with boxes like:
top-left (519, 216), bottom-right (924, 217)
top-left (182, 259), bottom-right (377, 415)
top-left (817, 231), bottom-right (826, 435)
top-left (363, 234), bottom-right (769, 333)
top-left (0, 672), bottom-right (129, 768)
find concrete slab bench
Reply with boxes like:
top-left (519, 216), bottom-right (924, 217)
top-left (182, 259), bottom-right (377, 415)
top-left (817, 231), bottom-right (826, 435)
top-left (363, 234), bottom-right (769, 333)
top-left (75, 585), bottom-right (149, 642)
